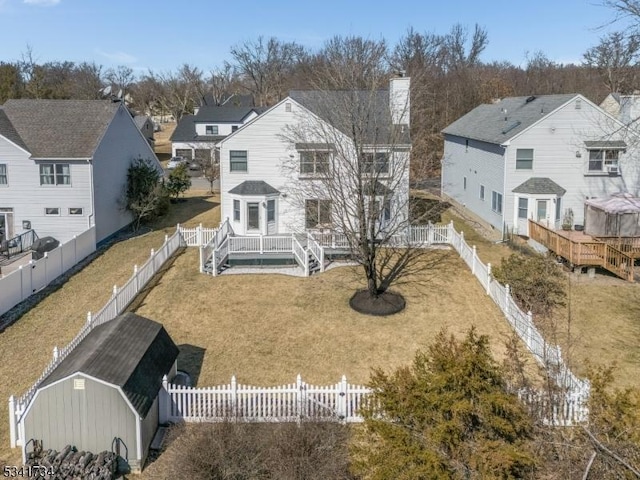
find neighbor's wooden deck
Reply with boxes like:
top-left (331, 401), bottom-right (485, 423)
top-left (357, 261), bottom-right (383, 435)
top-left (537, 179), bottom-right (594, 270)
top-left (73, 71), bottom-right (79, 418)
top-left (528, 220), bottom-right (635, 282)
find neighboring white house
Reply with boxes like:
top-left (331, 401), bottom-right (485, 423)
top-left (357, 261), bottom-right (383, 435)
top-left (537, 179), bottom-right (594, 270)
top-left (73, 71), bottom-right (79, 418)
top-left (0, 99), bottom-right (162, 244)
top-left (441, 94), bottom-right (639, 237)
top-left (217, 76), bottom-right (411, 236)
top-left (170, 105), bottom-right (264, 162)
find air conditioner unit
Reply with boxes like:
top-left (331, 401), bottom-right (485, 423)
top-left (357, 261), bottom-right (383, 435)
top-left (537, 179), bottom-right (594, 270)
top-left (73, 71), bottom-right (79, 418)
top-left (607, 165), bottom-right (619, 175)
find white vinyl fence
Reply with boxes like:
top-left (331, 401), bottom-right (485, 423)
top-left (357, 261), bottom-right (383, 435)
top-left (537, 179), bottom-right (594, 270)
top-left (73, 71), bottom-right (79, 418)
top-left (159, 375), bottom-right (370, 424)
top-left (9, 229), bottom-right (184, 449)
top-left (0, 227), bottom-right (97, 318)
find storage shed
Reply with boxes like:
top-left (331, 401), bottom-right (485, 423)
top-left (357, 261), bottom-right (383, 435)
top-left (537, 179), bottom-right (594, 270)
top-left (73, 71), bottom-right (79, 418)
top-left (584, 194), bottom-right (640, 237)
top-left (21, 313), bottom-right (179, 472)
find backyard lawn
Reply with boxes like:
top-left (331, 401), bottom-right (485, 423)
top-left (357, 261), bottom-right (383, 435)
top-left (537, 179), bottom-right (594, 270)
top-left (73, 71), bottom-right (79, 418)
top-left (1, 188), bottom-right (639, 470)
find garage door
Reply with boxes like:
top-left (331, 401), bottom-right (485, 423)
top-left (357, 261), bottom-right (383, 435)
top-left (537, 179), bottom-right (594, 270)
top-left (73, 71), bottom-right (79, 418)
top-left (176, 149), bottom-right (193, 160)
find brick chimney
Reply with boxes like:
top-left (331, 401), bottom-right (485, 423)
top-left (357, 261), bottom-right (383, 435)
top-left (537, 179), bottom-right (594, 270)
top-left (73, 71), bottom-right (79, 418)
top-left (389, 72), bottom-right (410, 126)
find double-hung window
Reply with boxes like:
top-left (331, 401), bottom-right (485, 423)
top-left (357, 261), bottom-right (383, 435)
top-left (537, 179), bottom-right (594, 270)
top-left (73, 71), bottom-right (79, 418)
top-left (205, 125), bottom-right (218, 135)
top-left (0, 164), bottom-right (7, 185)
top-left (492, 191), bottom-right (503, 214)
top-left (299, 151), bottom-right (330, 176)
top-left (518, 197), bottom-right (528, 219)
top-left (305, 199), bottom-right (332, 228)
top-left (588, 149), bottom-right (619, 173)
top-left (363, 152), bottom-right (389, 175)
top-left (516, 149), bottom-right (534, 170)
top-left (40, 164), bottom-right (70, 185)
top-left (229, 150), bottom-right (247, 172)
top-left (233, 199), bottom-right (240, 222)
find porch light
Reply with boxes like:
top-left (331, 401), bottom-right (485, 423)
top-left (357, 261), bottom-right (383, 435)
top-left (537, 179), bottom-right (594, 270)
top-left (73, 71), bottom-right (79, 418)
top-left (575, 150), bottom-right (582, 158)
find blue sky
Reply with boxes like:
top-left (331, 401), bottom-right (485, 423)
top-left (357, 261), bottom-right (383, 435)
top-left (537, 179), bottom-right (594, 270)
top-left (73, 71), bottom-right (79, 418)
top-left (0, 0), bottom-right (632, 74)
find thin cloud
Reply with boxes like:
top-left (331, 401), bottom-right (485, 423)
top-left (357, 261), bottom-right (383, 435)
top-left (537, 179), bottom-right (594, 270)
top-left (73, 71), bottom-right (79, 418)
top-left (96, 49), bottom-right (138, 65)
top-left (24, 0), bottom-right (61, 5)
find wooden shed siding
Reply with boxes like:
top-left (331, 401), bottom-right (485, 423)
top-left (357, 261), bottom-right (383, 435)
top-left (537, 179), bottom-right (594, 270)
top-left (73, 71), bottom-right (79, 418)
top-left (506, 98), bottom-right (635, 227)
top-left (24, 375), bottom-right (137, 459)
top-left (140, 395), bottom-right (159, 462)
top-left (442, 134), bottom-right (506, 231)
top-left (0, 136), bottom-right (93, 243)
top-left (92, 107), bottom-right (157, 242)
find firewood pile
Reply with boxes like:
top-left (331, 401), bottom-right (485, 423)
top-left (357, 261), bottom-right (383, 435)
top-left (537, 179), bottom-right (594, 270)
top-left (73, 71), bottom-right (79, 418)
top-left (25, 445), bottom-right (118, 479)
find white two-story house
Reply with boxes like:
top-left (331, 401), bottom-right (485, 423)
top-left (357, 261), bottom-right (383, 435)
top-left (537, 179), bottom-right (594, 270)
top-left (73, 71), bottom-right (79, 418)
top-left (0, 99), bottom-right (162, 244)
top-left (441, 94), bottom-right (638, 237)
top-left (171, 104), bottom-right (264, 163)
top-left (217, 76), bottom-right (411, 237)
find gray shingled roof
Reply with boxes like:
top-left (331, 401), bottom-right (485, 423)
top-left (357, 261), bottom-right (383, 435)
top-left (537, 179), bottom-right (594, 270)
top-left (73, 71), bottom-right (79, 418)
top-left (171, 106), bottom-right (265, 143)
top-left (40, 312), bottom-right (179, 417)
top-left (290, 90), bottom-right (410, 145)
top-left (512, 177), bottom-right (566, 195)
top-left (134, 115), bottom-right (150, 129)
top-left (442, 94), bottom-right (578, 145)
top-left (0, 109), bottom-right (28, 151)
top-left (1, 99), bottom-right (121, 158)
top-left (229, 180), bottom-right (280, 195)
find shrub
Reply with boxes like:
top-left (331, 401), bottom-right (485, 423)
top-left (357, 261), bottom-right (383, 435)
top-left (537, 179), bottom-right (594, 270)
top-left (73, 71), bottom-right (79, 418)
top-left (159, 421), bottom-right (354, 480)
top-left (166, 163), bottom-right (191, 199)
top-left (353, 328), bottom-right (537, 479)
top-left (492, 253), bottom-right (566, 317)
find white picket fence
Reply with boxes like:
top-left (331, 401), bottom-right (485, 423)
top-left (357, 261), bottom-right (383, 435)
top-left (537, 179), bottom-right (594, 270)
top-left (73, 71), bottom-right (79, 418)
top-left (159, 375), bottom-right (370, 424)
top-left (8, 229), bottom-right (185, 449)
top-left (0, 227), bottom-right (97, 317)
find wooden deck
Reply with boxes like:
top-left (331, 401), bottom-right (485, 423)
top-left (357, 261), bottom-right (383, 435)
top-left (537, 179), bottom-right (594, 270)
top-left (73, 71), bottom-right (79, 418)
top-left (528, 220), bottom-right (635, 282)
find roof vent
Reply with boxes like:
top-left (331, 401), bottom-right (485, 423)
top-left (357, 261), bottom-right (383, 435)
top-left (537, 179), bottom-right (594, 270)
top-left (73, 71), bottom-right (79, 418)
top-left (525, 95), bottom-right (536, 103)
top-left (575, 98), bottom-right (582, 110)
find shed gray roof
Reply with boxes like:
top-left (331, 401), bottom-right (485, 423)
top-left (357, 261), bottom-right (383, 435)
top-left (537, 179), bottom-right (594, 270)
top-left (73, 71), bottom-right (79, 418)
top-left (0, 99), bottom-right (121, 158)
top-left (290, 90), bottom-right (410, 145)
top-left (512, 177), bottom-right (566, 195)
top-left (40, 312), bottom-right (179, 417)
top-left (229, 180), bottom-right (280, 195)
top-left (442, 94), bottom-right (577, 145)
top-left (584, 140), bottom-right (627, 149)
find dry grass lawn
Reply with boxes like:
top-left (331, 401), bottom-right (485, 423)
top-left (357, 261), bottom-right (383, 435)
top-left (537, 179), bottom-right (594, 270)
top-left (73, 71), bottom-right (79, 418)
top-left (0, 190), bottom-right (218, 466)
top-left (135, 249), bottom-right (515, 387)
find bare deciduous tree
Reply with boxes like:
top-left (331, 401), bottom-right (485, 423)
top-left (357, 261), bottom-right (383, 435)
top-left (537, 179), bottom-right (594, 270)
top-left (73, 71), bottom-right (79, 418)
top-left (584, 31), bottom-right (640, 93)
top-left (230, 36), bottom-right (307, 106)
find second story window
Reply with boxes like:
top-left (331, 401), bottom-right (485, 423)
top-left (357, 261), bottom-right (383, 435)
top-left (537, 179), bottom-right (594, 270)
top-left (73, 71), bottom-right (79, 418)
top-left (0, 164), bottom-right (7, 185)
top-left (40, 164), bottom-right (70, 185)
top-left (516, 149), bottom-right (533, 170)
top-left (363, 152), bottom-right (389, 175)
top-left (229, 150), bottom-right (248, 172)
top-left (588, 149), bottom-right (619, 174)
top-left (300, 151), bottom-right (330, 176)
top-left (205, 125), bottom-right (218, 135)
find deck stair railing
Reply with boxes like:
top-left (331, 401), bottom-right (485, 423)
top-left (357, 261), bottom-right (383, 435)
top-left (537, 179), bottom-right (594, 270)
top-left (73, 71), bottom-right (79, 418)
top-left (1, 230), bottom-right (39, 259)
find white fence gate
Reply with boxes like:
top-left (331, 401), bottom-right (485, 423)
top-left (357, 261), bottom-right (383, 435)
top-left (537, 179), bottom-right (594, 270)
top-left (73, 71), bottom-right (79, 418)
top-left (159, 375), bottom-right (370, 424)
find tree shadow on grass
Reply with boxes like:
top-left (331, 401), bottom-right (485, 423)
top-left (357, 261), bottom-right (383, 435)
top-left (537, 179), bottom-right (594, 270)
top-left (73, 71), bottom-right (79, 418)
top-left (150, 195), bottom-right (220, 230)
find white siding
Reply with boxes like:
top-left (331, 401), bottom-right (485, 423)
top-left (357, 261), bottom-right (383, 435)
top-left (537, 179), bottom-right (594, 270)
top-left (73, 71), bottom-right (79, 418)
top-left (0, 137), bottom-right (93, 243)
top-left (442, 134), bottom-right (506, 231)
top-left (505, 97), bottom-right (636, 228)
top-left (92, 106), bottom-right (161, 243)
top-left (193, 112), bottom-right (259, 137)
top-left (219, 102), bottom-right (302, 234)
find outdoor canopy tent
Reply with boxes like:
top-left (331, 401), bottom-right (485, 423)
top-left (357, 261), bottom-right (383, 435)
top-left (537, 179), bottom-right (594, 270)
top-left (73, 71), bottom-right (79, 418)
top-left (584, 193), bottom-right (640, 237)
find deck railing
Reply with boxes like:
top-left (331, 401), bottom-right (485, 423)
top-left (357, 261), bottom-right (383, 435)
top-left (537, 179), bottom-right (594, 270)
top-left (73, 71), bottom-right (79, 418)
top-left (307, 233), bottom-right (325, 271)
top-left (292, 236), bottom-right (308, 275)
top-left (529, 220), bottom-right (634, 281)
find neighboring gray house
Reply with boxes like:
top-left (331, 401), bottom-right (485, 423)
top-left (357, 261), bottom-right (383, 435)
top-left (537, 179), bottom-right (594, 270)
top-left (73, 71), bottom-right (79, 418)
top-left (21, 313), bottom-right (179, 473)
top-left (171, 104), bottom-right (264, 162)
top-left (600, 92), bottom-right (640, 126)
top-left (0, 100), bottom-right (162, 244)
top-left (134, 114), bottom-right (155, 147)
top-left (442, 94), bottom-right (639, 237)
